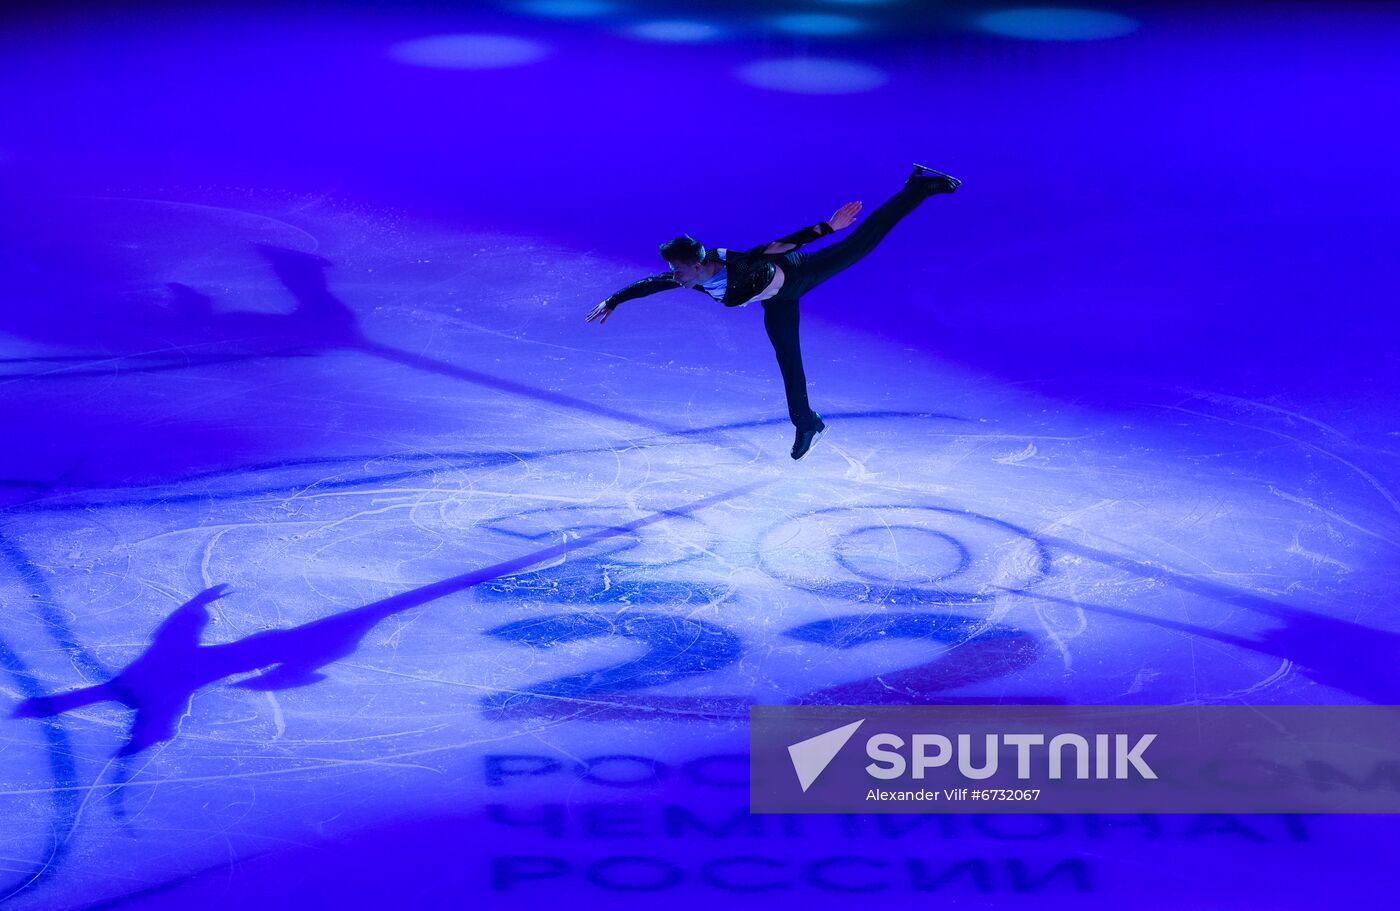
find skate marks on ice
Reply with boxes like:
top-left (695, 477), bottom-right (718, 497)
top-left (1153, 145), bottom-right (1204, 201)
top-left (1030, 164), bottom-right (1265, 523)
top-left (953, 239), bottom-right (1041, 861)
top-left (6, 410), bottom-right (963, 513)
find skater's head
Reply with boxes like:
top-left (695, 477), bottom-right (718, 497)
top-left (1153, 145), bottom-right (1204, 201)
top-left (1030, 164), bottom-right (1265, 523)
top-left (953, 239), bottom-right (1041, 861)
top-left (660, 234), bottom-right (710, 287)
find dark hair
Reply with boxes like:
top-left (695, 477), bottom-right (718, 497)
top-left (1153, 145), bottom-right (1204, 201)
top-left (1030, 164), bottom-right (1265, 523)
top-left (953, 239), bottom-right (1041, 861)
top-left (659, 234), bottom-right (705, 264)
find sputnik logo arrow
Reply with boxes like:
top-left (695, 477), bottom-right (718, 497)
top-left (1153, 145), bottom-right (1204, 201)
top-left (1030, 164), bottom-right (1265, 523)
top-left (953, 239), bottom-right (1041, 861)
top-left (788, 719), bottom-right (865, 792)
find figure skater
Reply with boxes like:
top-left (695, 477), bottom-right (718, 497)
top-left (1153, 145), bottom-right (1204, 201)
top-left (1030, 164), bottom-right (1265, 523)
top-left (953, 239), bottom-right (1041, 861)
top-left (587, 164), bottom-right (960, 459)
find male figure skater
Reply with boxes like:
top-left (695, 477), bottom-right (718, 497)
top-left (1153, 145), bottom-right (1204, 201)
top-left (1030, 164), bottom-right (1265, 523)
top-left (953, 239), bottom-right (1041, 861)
top-left (586, 164), bottom-right (960, 460)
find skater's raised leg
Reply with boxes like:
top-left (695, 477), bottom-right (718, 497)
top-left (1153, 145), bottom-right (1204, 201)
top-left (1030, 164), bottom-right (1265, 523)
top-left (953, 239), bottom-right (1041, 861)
top-left (794, 170), bottom-right (958, 295)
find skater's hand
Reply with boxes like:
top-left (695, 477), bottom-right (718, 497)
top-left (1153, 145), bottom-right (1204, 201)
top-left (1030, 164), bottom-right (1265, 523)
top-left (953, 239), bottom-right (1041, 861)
top-left (586, 300), bottom-right (617, 324)
top-left (828, 201), bottom-right (862, 230)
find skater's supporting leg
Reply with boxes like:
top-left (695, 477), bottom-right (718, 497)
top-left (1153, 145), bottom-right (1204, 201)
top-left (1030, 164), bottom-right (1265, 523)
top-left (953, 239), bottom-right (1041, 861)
top-left (762, 299), bottom-right (819, 429)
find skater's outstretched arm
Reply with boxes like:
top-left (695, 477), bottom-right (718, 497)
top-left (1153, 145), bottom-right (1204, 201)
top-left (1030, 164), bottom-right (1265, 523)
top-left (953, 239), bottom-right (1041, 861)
top-left (586, 272), bottom-right (682, 324)
top-left (748, 201), bottom-right (863, 255)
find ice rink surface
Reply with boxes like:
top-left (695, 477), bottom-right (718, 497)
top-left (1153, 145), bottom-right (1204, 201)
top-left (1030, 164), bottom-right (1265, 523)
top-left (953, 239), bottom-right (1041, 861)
top-left (0, 1), bottom-right (1397, 907)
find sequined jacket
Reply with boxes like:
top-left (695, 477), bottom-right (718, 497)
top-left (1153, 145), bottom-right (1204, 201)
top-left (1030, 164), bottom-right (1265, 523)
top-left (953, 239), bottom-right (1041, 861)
top-left (603, 220), bottom-right (835, 309)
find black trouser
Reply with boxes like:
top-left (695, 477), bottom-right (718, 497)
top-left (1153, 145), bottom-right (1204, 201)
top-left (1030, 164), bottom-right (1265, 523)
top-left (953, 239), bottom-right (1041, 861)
top-left (761, 185), bottom-right (927, 430)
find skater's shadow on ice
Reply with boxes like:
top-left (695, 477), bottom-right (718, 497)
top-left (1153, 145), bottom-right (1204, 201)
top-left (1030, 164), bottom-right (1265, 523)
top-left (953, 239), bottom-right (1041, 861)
top-left (2, 243), bottom-right (686, 435)
top-left (1018, 571), bottom-right (1400, 704)
top-left (10, 583), bottom-right (399, 757)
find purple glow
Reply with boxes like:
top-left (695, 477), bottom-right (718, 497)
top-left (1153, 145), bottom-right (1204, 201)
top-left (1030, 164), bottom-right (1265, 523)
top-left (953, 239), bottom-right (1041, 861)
top-left (975, 7), bottom-right (1140, 40)
top-left (768, 13), bottom-right (868, 36)
top-left (516, 0), bottom-right (618, 19)
top-left (625, 20), bottom-right (726, 43)
top-left (388, 33), bottom-right (550, 69)
top-left (737, 57), bottom-right (888, 94)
